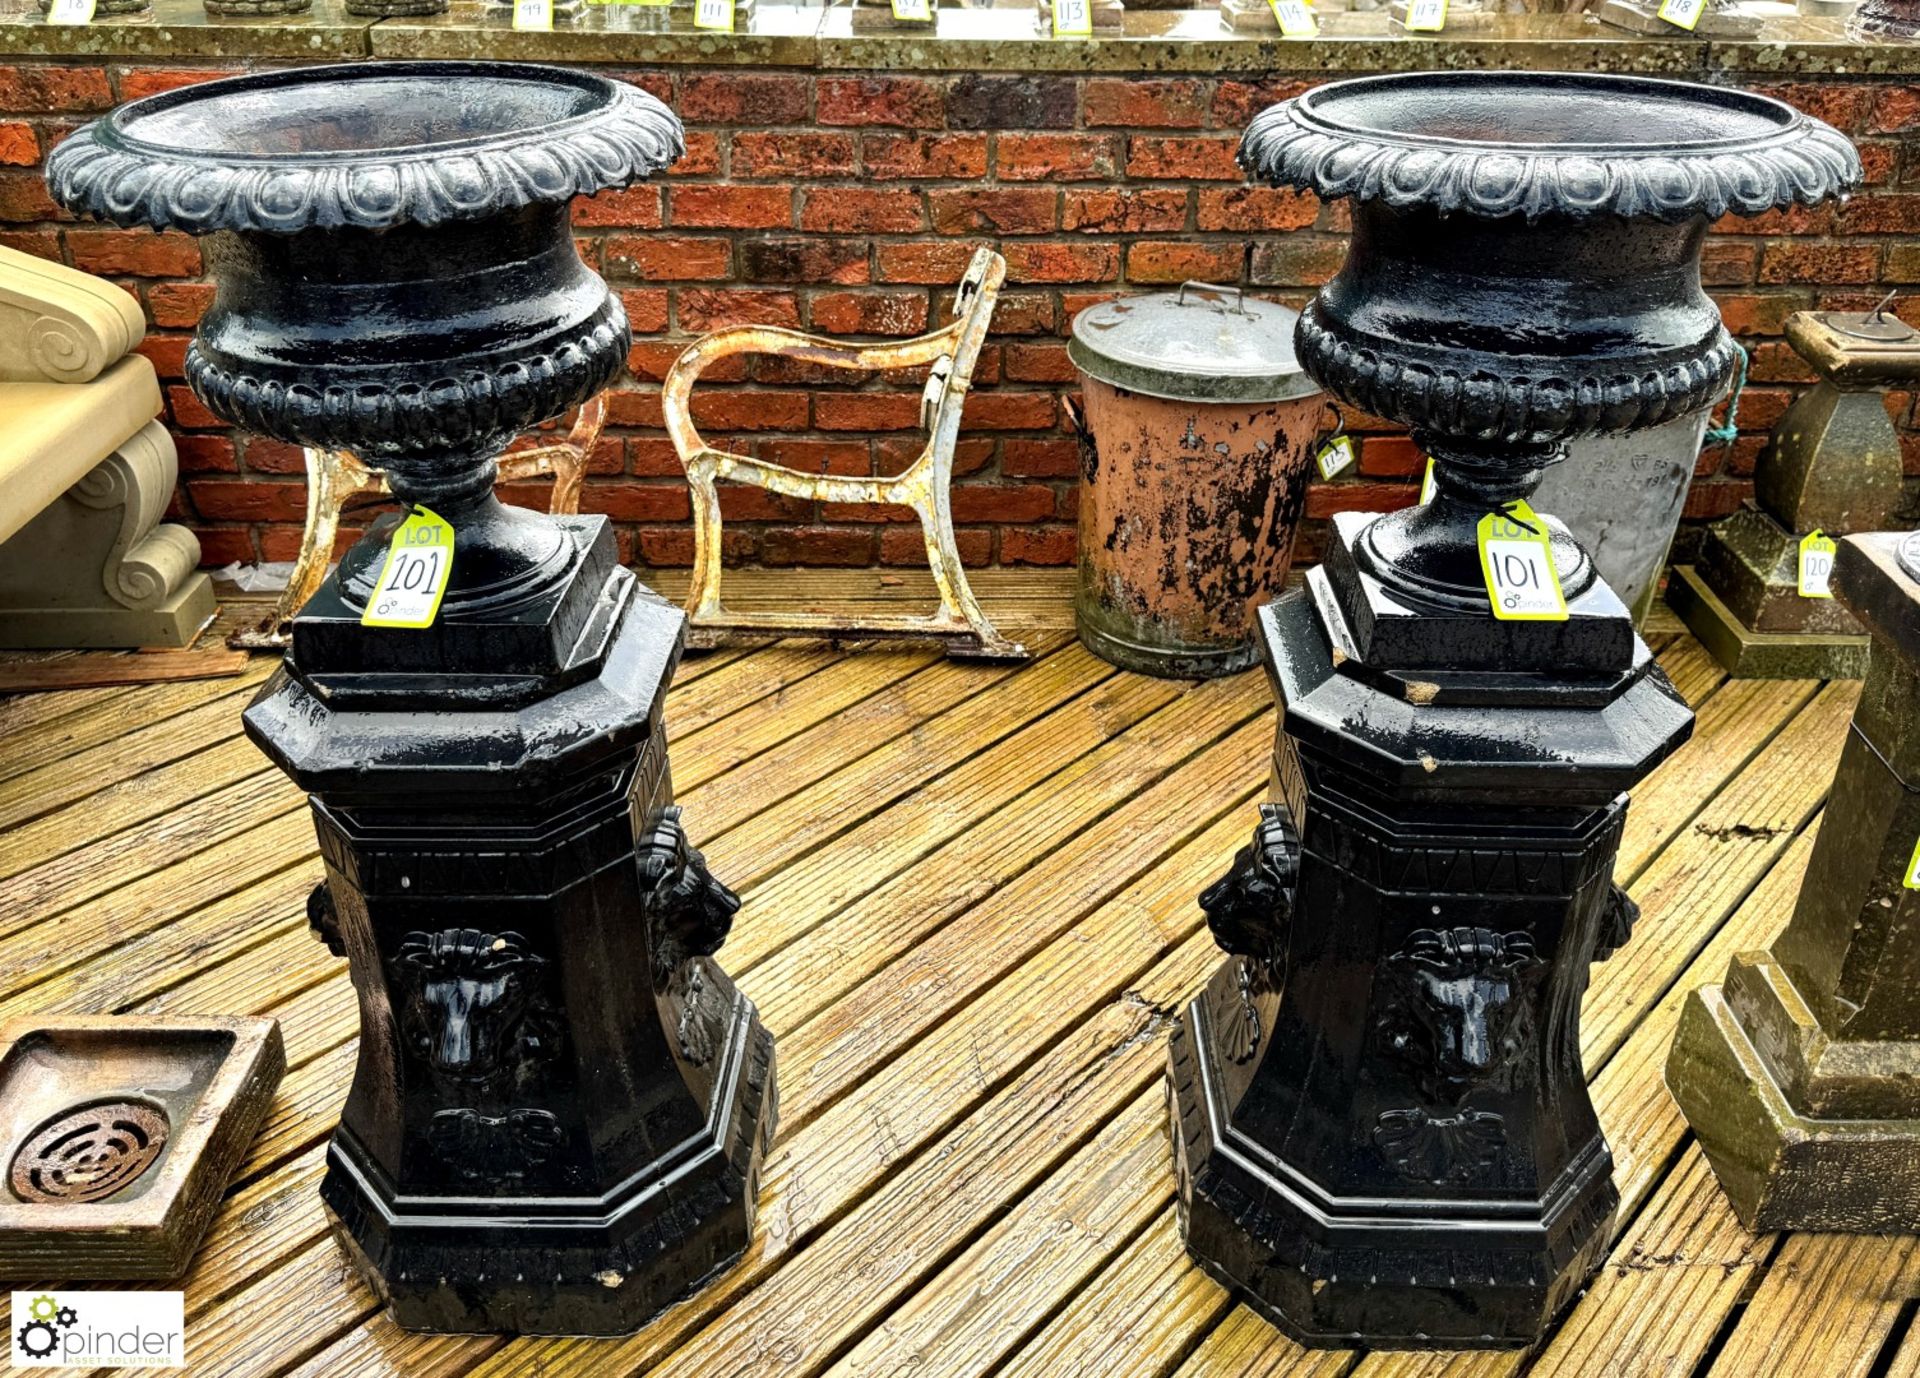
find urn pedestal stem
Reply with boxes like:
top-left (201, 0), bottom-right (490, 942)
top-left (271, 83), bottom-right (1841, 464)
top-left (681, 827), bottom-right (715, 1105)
top-left (46, 61), bottom-right (776, 1337)
top-left (1168, 71), bottom-right (1859, 1349)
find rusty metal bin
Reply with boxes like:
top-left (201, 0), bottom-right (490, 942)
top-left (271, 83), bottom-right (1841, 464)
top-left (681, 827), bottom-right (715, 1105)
top-left (1067, 283), bottom-right (1324, 678)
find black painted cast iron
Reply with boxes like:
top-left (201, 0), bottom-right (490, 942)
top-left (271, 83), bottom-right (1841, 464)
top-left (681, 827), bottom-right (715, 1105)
top-left (1167, 72), bottom-right (1859, 1348)
top-left (46, 63), bottom-right (776, 1336)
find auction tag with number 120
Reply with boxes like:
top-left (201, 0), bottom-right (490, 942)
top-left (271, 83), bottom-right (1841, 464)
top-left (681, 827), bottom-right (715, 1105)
top-left (1477, 500), bottom-right (1568, 622)
top-left (1798, 529), bottom-right (1837, 599)
top-left (363, 508), bottom-right (455, 630)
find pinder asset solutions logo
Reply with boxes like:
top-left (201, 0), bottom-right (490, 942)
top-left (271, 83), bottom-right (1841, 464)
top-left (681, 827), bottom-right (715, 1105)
top-left (11, 1292), bottom-right (184, 1368)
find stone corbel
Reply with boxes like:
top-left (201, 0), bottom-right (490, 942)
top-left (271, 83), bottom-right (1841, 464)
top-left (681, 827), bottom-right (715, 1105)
top-left (0, 245), bottom-right (145, 384)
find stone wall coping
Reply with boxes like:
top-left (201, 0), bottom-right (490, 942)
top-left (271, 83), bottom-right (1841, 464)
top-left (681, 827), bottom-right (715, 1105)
top-left (1, 0), bottom-right (1916, 76)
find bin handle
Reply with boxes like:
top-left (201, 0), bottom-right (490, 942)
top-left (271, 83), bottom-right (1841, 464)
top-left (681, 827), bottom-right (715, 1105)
top-left (1176, 280), bottom-right (1250, 315)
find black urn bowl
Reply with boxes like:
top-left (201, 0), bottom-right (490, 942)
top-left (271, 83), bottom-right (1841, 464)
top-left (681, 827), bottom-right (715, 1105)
top-left (49, 62), bottom-right (680, 631)
top-left (1243, 73), bottom-right (1859, 633)
top-left (1167, 72), bottom-right (1859, 1351)
top-left (47, 64), bottom-right (780, 1337)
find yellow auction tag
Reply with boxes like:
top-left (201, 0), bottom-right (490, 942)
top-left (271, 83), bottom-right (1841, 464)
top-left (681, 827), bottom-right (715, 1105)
top-left (1403, 0), bottom-right (1446, 29)
top-left (1798, 529), bottom-right (1837, 599)
top-left (694, 0), bottom-right (734, 28)
top-left (891, 0), bottom-right (933, 18)
top-left (1315, 435), bottom-right (1355, 480)
top-left (1656, 0), bottom-right (1706, 28)
top-left (1268, 0), bottom-right (1317, 35)
top-left (44, 0), bottom-right (95, 24)
top-left (1419, 457), bottom-right (1437, 504)
top-left (363, 507), bottom-right (455, 630)
top-left (1052, 0), bottom-right (1093, 34)
top-left (1905, 833), bottom-right (1920, 890)
top-left (512, 0), bottom-right (553, 27)
top-left (1477, 500), bottom-right (1568, 622)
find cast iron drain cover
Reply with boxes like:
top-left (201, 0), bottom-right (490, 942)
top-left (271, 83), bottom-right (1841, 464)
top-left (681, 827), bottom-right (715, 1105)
top-left (8, 1100), bottom-right (170, 1204)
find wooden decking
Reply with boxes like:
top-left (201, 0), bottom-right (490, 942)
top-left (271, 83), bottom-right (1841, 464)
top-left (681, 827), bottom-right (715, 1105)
top-left (0, 568), bottom-right (1903, 1378)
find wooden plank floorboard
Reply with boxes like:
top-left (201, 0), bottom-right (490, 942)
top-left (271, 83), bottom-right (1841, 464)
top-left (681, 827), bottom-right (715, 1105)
top-left (0, 603), bottom-right (1899, 1378)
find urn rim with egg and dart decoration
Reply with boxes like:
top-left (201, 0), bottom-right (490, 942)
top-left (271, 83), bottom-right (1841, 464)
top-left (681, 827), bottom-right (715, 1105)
top-left (1166, 70), bottom-right (1860, 1350)
top-left (46, 61), bottom-right (777, 1337)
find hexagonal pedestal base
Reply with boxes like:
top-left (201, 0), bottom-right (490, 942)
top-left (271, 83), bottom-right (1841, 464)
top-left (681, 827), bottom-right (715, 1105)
top-left (1169, 985), bottom-right (1615, 1349)
top-left (322, 986), bottom-right (775, 1335)
top-left (1667, 566), bottom-right (1870, 681)
top-left (1666, 977), bottom-right (1920, 1234)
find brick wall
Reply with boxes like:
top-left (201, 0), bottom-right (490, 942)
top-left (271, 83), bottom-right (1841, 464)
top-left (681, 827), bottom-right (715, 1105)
top-left (2, 59), bottom-right (1917, 571)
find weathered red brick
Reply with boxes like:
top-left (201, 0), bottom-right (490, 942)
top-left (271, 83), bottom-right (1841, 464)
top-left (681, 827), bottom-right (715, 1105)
top-left (0, 67), bottom-right (112, 113)
top-left (758, 439), bottom-right (872, 475)
top-left (604, 236), bottom-right (733, 282)
top-left (671, 132), bottom-right (723, 177)
top-left (688, 390), bottom-right (810, 431)
top-left (68, 228), bottom-right (200, 277)
top-left (1712, 203), bottom-right (1834, 236)
top-left (814, 392), bottom-right (924, 431)
top-left (669, 185), bottom-right (792, 229)
top-left (949, 484), bottom-right (1056, 523)
top-left (1002, 344), bottom-right (1077, 385)
top-left (195, 527), bottom-right (257, 566)
top-left (1757, 241), bottom-right (1880, 284)
top-left (1197, 187), bottom-right (1318, 232)
top-left (172, 434), bottom-right (237, 472)
top-left (999, 525), bottom-right (1075, 565)
top-left (948, 76), bottom-right (1074, 130)
top-left (0, 121), bottom-right (37, 167)
top-left (0, 172), bottom-right (61, 223)
top-left (1061, 188), bottom-right (1189, 234)
top-left (573, 186), bottom-right (664, 228)
top-left (676, 288), bottom-right (801, 332)
top-left (1358, 435), bottom-right (1423, 478)
top-left (1305, 481), bottom-right (1417, 519)
top-left (580, 482), bottom-right (693, 523)
top-left (116, 68), bottom-right (245, 101)
top-left (862, 132), bottom-right (989, 181)
top-left (928, 188), bottom-right (1056, 236)
top-left (1127, 136), bottom-right (1244, 182)
top-left (1002, 241), bottom-right (1120, 285)
top-left (679, 73), bottom-right (810, 125)
top-left (809, 290), bottom-right (931, 336)
top-left (819, 499), bottom-right (917, 524)
top-left (742, 237), bottom-right (871, 285)
top-left (1750, 82), bottom-right (1872, 132)
top-left (619, 289), bottom-right (671, 334)
top-left (1082, 78), bottom-right (1209, 129)
top-left (166, 385), bottom-right (223, 430)
top-left (762, 526), bottom-right (877, 566)
top-left (0, 230), bottom-right (59, 260)
top-left (188, 480), bottom-right (308, 523)
top-left (731, 131), bottom-right (859, 179)
top-left (874, 241), bottom-right (980, 284)
top-left (882, 525), bottom-right (991, 566)
top-left (1126, 241), bottom-right (1243, 285)
top-left (988, 293), bottom-right (1058, 336)
top-left (1839, 194), bottom-right (1920, 234)
top-left (817, 77), bottom-right (946, 130)
top-left (1002, 436), bottom-right (1079, 476)
top-left (1252, 237), bottom-right (1347, 288)
top-left (1210, 78), bottom-right (1316, 130)
top-left (800, 187), bottom-right (925, 234)
top-left (1713, 290), bottom-right (1812, 335)
top-left (146, 281), bottom-right (215, 329)
top-left (1701, 241), bottom-right (1757, 287)
top-left (1869, 85), bottom-right (1920, 135)
top-left (1683, 480), bottom-right (1753, 520)
top-left (997, 133), bottom-right (1121, 183)
top-left (961, 391), bottom-right (1055, 430)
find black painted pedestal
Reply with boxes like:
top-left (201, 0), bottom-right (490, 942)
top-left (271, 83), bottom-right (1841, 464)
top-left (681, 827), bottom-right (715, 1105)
top-left (1169, 515), bottom-right (1692, 1347)
top-left (247, 518), bottom-right (776, 1335)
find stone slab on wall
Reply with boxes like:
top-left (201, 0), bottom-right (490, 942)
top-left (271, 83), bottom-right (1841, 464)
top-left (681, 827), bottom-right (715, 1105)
top-left (1, 10), bottom-right (1915, 570)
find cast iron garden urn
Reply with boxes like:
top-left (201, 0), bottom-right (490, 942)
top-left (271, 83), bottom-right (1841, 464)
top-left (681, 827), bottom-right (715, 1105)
top-left (1167, 71), bottom-right (1860, 1349)
top-left (45, 62), bottom-right (778, 1336)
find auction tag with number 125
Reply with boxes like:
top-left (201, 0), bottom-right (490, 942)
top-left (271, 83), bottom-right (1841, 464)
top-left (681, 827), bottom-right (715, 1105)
top-left (363, 508), bottom-right (455, 630)
top-left (1477, 500), bottom-right (1568, 622)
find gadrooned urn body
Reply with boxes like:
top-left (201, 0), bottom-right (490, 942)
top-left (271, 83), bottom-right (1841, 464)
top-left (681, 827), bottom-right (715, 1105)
top-left (1241, 72), bottom-right (1862, 616)
top-left (46, 62), bottom-right (684, 615)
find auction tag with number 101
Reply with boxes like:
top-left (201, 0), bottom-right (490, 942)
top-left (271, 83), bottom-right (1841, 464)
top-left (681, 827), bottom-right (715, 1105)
top-left (363, 508), bottom-right (455, 630)
top-left (1477, 500), bottom-right (1568, 622)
